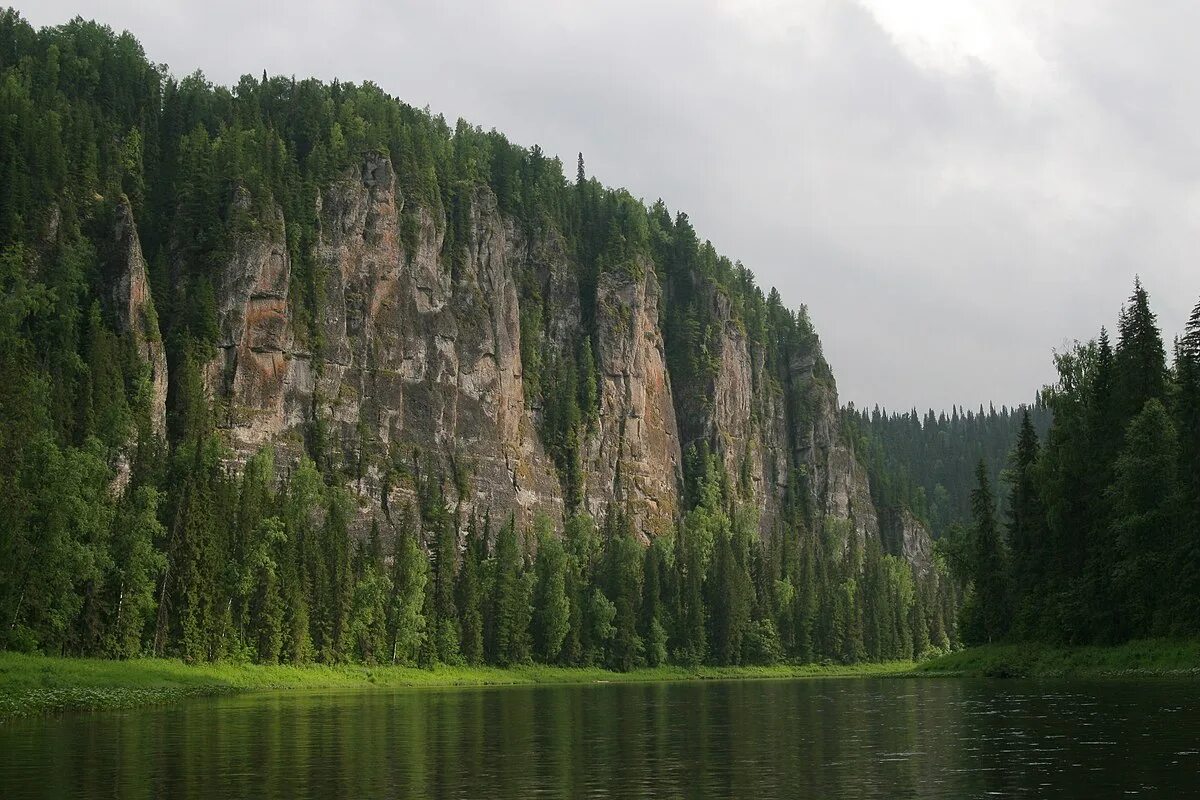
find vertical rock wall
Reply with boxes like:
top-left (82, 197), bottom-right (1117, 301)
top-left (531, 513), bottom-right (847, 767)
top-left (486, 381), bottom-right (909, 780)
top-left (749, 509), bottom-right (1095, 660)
top-left (129, 151), bottom-right (935, 576)
top-left (112, 199), bottom-right (168, 439)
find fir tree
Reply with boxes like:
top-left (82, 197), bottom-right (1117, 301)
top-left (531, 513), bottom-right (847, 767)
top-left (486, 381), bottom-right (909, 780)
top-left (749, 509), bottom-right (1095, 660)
top-left (1006, 410), bottom-right (1046, 635)
top-left (387, 505), bottom-right (428, 665)
top-left (963, 461), bottom-right (1009, 644)
top-left (532, 516), bottom-right (571, 663)
top-left (1110, 399), bottom-right (1181, 636)
top-left (1114, 278), bottom-right (1167, 423)
top-left (456, 518), bottom-right (485, 664)
top-left (491, 517), bottom-right (531, 665)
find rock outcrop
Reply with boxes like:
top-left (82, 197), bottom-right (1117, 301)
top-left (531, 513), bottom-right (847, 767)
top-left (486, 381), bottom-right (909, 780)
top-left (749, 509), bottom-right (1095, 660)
top-left (586, 263), bottom-right (682, 537)
top-left (882, 507), bottom-right (937, 578)
top-left (111, 199), bottom-right (168, 439)
top-left (310, 155), bottom-right (560, 527)
top-left (206, 190), bottom-right (297, 461)
top-left (176, 152), bottom-right (936, 571)
top-left (790, 356), bottom-right (880, 549)
top-left (673, 282), bottom-right (882, 551)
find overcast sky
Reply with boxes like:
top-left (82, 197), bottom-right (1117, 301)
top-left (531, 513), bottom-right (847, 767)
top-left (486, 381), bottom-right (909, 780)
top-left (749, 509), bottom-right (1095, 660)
top-left (22, 1), bottom-right (1200, 412)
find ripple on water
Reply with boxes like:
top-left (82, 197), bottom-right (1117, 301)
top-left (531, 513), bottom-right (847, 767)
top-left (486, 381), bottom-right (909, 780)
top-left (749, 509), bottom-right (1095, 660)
top-left (2, 678), bottom-right (1200, 799)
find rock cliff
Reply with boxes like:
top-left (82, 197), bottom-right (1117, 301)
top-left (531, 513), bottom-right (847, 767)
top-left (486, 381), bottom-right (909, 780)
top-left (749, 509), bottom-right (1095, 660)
top-left (206, 189), bottom-right (296, 459)
top-left (157, 152), bottom-right (933, 575)
top-left (586, 264), bottom-right (682, 537)
top-left (111, 199), bottom-right (168, 439)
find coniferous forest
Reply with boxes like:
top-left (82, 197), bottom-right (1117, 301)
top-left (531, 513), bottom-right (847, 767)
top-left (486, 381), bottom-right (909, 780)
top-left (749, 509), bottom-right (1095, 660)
top-left (847, 281), bottom-right (1200, 646)
top-left (845, 401), bottom-right (1052, 542)
top-left (1, 11), bottom-right (1197, 677)
top-left (943, 282), bottom-right (1200, 645)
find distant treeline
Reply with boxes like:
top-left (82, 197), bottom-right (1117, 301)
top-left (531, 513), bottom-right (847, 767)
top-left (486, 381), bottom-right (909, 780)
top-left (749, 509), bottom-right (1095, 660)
top-left (845, 402), bottom-right (1052, 541)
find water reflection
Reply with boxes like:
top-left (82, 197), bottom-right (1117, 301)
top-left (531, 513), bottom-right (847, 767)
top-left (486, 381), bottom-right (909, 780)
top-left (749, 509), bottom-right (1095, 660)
top-left (2, 678), bottom-right (1197, 798)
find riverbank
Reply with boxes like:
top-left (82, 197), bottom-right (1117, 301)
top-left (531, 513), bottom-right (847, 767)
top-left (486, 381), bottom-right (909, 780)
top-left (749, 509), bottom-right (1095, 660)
top-left (916, 639), bottom-right (1200, 679)
top-left (10, 640), bottom-right (1199, 719)
top-left (0, 653), bottom-right (913, 719)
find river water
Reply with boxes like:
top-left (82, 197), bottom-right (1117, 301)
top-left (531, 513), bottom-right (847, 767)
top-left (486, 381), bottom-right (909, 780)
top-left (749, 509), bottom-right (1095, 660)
top-left (2, 677), bottom-right (1197, 798)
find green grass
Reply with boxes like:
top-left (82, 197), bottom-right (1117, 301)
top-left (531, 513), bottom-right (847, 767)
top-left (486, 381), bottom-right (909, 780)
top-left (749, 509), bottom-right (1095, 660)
top-left (0, 653), bottom-right (914, 719)
top-left (13, 640), bottom-right (1196, 719)
top-left (916, 639), bottom-right (1200, 679)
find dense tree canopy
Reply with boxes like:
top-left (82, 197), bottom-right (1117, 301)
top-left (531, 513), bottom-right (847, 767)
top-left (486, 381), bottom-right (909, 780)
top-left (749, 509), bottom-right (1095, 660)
top-left (923, 282), bottom-right (1200, 645)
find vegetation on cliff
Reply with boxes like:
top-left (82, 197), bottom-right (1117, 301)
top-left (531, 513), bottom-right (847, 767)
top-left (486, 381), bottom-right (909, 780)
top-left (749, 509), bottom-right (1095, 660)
top-left (0, 12), bottom-right (954, 671)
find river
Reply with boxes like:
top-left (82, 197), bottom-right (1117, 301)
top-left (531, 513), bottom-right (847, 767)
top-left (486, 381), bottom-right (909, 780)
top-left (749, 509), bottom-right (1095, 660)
top-left (2, 677), bottom-right (1197, 798)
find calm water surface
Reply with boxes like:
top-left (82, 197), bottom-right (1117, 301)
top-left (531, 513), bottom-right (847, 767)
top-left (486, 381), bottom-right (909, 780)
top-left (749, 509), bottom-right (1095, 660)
top-left (2, 677), bottom-right (1198, 798)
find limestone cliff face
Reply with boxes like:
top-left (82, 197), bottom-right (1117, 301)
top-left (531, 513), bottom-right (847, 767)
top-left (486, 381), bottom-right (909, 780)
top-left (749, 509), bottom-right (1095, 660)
top-left (704, 290), bottom-right (789, 536)
top-left (881, 507), bottom-right (936, 578)
top-left (112, 199), bottom-right (168, 439)
top-left (206, 189), bottom-right (297, 461)
top-left (586, 263), bottom-right (682, 537)
top-left (789, 355), bottom-right (880, 549)
top-left (681, 285), bottom-right (880, 551)
top-left (191, 152), bottom-right (934, 573)
top-left (195, 154), bottom-right (689, 536)
top-left (261, 153), bottom-right (561, 527)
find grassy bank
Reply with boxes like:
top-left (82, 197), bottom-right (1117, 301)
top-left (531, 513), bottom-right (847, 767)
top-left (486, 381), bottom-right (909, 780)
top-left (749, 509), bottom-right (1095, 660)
top-left (12, 640), bottom-right (1198, 719)
top-left (0, 653), bottom-right (913, 719)
top-left (916, 639), bottom-right (1200, 679)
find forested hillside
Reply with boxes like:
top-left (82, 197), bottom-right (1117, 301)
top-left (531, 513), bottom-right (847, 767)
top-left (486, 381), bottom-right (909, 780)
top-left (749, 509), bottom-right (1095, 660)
top-left (845, 402), bottom-right (1052, 541)
top-left (949, 282), bottom-right (1200, 644)
top-left (0, 13), bottom-right (956, 669)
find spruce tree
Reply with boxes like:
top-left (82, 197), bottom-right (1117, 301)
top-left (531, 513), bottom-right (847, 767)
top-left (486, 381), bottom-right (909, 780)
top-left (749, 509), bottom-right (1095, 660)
top-left (249, 517), bottom-right (286, 663)
top-left (427, 490), bottom-right (460, 665)
top-left (1111, 399), bottom-right (1181, 636)
top-left (316, 491), bottom-right (353, 662)
top-left (964, 461), bottom-right (1009, 644)
top-left (604, 509), bottom-right (644, 672)
top-left (106, 485), bottom-right (166, 658)
top-left (1175, 298), bottom-right (1200, 630)
top-left (491, 517), bottom-right (531, 665)
top-left (281, 458), bottom-right (322, 663)
top-left (1114, 278), bottom-right (1167, 423)
top-left (532, 517), bottom-right (570, 663)
top-left (456, 518), bottom-right (485, 664)
top-left (349, 522), bottom-right (391, 664)
top-left (673, 519), bottom-right (707, 666)
top-left (387, 505), bottom-right (428, 665)
top-left (1006, 410), bottom-right (1046, 634)
top-left (640, 540), bottom-right (668, 667)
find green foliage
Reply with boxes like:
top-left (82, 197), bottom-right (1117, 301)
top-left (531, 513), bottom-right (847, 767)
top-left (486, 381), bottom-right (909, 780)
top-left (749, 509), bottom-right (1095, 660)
top-left (456, 519), bottom-right (485, 664)
top-left (960, 462), bottom-right (1009, 645)
top-left (845, 401), bottom-right (1052, 538)
top-left (106, 486), bottom-right (167, 658)
top-left (387, 506), bottom-right (428, 665)
top-left (0, 651), bottom-right (919, 719)
top-left (490, 517), bottom-right (532, 665)
top-left (917, 639), bottom-right (1200, 679)
top-left (532, 516), bottom-right (571, 663)
top-left (920, 280), bottom-right (1200, 648)
top-left (1110, 399), bottom-right (1182, 635)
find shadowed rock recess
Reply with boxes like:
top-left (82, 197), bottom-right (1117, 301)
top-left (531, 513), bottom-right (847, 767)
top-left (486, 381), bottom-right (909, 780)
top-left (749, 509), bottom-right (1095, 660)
top-left (110, 146), bottom-right (937, 579)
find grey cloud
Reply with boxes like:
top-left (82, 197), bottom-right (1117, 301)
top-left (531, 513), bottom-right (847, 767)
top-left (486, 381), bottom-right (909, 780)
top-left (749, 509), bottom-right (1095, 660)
top-left (19, 0), bottom-right (1200, 411)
